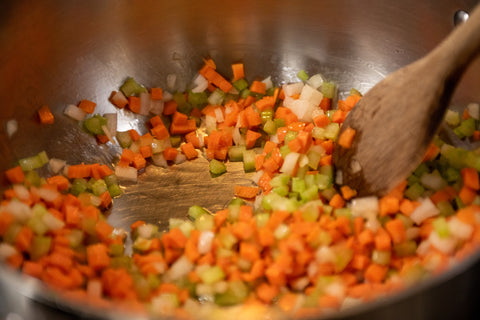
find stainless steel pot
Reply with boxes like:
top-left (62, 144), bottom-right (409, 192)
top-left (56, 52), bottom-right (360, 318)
top-left (0, 0), bottom-right (479, 319)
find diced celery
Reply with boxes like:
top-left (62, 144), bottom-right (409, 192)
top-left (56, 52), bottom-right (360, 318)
top-left (321, 81), bottom-right (337, 99)
top-left (316, 174), bottom-right (332, 190)
top-left (229, 198), bottom-right (245, 206)
top-left (266, 87), bottom-right (277, 96)
top-left (210, 159), bottom-right (227, 177)
top-left (274, 118), bottom-right (285, 128)
top-left (273, 185), bottom-right (289, 197)
top-left (404, 182), bottom-right (425, 200)
top-left (407, 174), bottom-right (420, 186)
top-left (350, 88), bottom-right (363, 96)
top-left (147, 274), bottom-right (161, 289)
top-left (71, 178), bottom-right (88, 196)
top-left (332, 246), bottom-right (353, 272)
top-left (323, 123), bottom-right (340, 140)
top-left (270, 173), bottom-right (290, 188)
top-left (214, 280), bottom-right (248, 306)
top-left (228, 146), bottom-right (246, 162)
top-left (242, 150), bottom-right (256, 173)
top-left (284, 131), bottom-right (298, 144)
top-left (82, 217), bottom-right (97, 236)
top-left (116, 131), bottom-right (132, 148)
top-left (227, 204), bottom-right (240, 222)
top-left (110, 256), bottom-right (133, 269)
top-left (393, 240), bottom-right (417, 257)
top-left (437, 201), bottom-right (456, 217)
top-left (24, 170), bottom-right (42, 187)
top-left (3, 223), bottom-right (21, 244)
top-left (263, 119), bottom-right (277, 135)
top-left (311, 127), bottom-right (326, 140)
top-left (334, 208), bottom-right (352, 219)
top-left (371, 250), bottom-right (391, 265)
top-left (255, 213), bottom-right (270, 228)
top-left (233, 78), bottom-right (249, 92)
top-left (413, 163), bottom-right (430, 177)
top-left (27, 216), bottom-right (48, 236)
top-left (295, 165), bottom-right (308, 179)
top-left (420, 170), bottom-right (447, 191)
top-left (443, 147), bottom-right (469, 169)
top-left (120, 77), bottom-right (147, 97)
top-left (19, 151), bottom-right (49, 171)
top-left (301, 202), bottom-right (320, 222)
top-left (239, 89), bottom-right (251, 99)
top-left (208, 89), bottom-right (225, 106)
top-left (104, 174), bottom-right (118, 187)
top-left (200, 265), bottom-right (225, 284)
top-left (307, 150), bottom-right (322, 170)
top-left (133, 237), bottom-right (152, 252)
top-left (218, 229), bottom-right (237, 249)
top-left (108, 184), bottom-right (123, 198)
top-left (279, 145), bottom-right (291, 158)
top-left (67, 229), bottom-right (84, 248)
top-left (300, 185), bottom-right (319, 202)
top-left (83, 115), bottom-right (107, 135)
top-left (454, 118), bottom-right (476, 138)
top-left (109, 243), bottom-right (124, 256)
top-left (90, 179), bottom-right (108, 196)
top-left (464, 152), bottom-right (480, 172)
top-left (188, 91), bottom-right (208, 106)
top-left (260, 109), bottom-right (274, 123)
top-left (188, 205), bottom-right (209, 221)
top-left (321, 187), bottom-right (337, 201)
top-left (297, 70), bottom-right (309, 81)
top-left (195, 214), bottom-right (215, 231)
top-left (433, 217), bottom-right (450, 238)
top-left (169, 135), bottom-right (182, 148)
top-left (291, 177), bottom-right (306, 193)
top-left (30, 236), bottom-right (52, 261)
top-left (395, 214), bottom-right (414, 229)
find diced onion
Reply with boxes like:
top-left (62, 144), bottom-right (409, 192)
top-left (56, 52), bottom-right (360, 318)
top-left (115, 166), bottom-right (138, 182)
top-left (166, 255), bottom-right (193, 281)
top-left (428, 232), bottom-right (457, 254)
top-left (198, 231), bottom-right (215, 255)
top-left (87, 279), bottom-right (103, 298)
top-left (261, 76), bottom-right (273, 90)
top-left (49, 158), bottom-right (66, 174)
top-left (101, 125), bottom-right (116, 144)
top-left (315, 246), bottom-right (335, 263)
top-left (4, 200), bottom-right (31, 222)
top-left (104, 113), bottom-right (118, 137)
top-left (150, 99), bottom-right (165, 115)
top-left (166, 74), bottom-right (177, 91)
top-left (280, 152), bottom-right (300, 176)
top-left (162, 91), bottom-right (173, 102)
top-left (6, 119), bottom-right (18, 138)
top-left (299, 84), bottom-right (323, 106)
top-left (13, 185), bottom-right (30, 201)
top-left (205, 115), bottom-right (217, 134)
top-left (139, 92), bottom-right (151, 116)
top-left (214, 108), bottom-right (224, 123)
top-left (350, 197), bottom-right (379, 217)
top-left (283, 82), bottom-right (304, 97)
top-left (42, 212), bottom-right (65, 230)
top-left (0, 243), bottom-right (17, 260)
top-left (36, 188), bottom-right (60, 202)
top-left (191, 74), bottom-right (208, 93)
top-left (64, 104), bottom-right (87, 121)
top-left (467, 103), bottom-right (480, 120)
top-left (448, 216), bottom-right (474, 240)
top-left (410, 198), bottom-right (440, 225)
top-left (137, 224), bottom-right (156, 239)
top-left (306, 73), bottom-right (324, 89)
top-left (152, 153), bottom-right (168, 168)
top-left (232, 127), bottom-right (243, 146)
top-left (174, 152), bottom-right (187, 165)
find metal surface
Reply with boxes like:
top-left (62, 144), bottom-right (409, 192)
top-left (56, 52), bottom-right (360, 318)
top-left (0, 0), bottom-right (479, 319)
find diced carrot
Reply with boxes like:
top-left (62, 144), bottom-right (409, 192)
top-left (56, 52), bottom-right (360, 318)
top-left (473, 130), bottom-right (480, 142)
top-left (47, 175), bottom-right (70, 191)
top-left (379, 195), bottom-right (400, 217)
top-left (245, 130), bottom-right (262, 149)
top-left (5, 166), bottom-right (25, 184)
top-left (163, 100), bottom-right (178, 116)
top-left (131, 153), bottom-right (146, 170)
top-left (163, 147), bottom-right (178, 161)
top-left (162, 228), bottom-right (187, 249)
top-left (151, 124), bottom-right (169, 140)
top-left (331, 110), bottom-right (347, 124)
top-left (120, 148), bottom-right (135, 164)
top-left (461, 167), bottom-right (480, 190)
top-left (185, 131), bottom-right (200, 148)
top-left (0, 212), bottom-right (14, 236)
top-left (38, 105), bottom-right (55, 124)
top-left (399, 199), bottom-right (419, 216)
top-left (318, 294), bottom-right (341, 309)
top-left (139, 145), bottom-right (153, 159)
top-left (231, 221), bottom-right (254, 240)
top-left (255, 96), bottom-right (275, 111)
top-left (109, 91), bottom-right (128, 109)
top-left (463, 109), bottom-right (471, 120)
top-left (150, 87), bottom-right (163, 100)
top-left (364, 263), bottom-right (388, 283)
top-left (374, 228), bottom-right (392, 251)
top-left (23, 261), bottom-right (44, 278)
top-left (86, 243), bottom-right (111, 271)
top-left (128, 129), bottom-right (141, 141)
top-left (385, 218), bottom-right (406, 244)
top-left (131, 220), bottom-right (146, 231)
top-left (313, 114), bottom-right (331, 128)
top-left (422, 143), bottom-right (440, 162)
top-left (231, 63), bottom-right (245, 81)
top-left (240, 241), bottom-right (260, 262)
top-left (244, 106), bottom-right (262, 128)
top-left (358, 229), bottom-right (375, 247)
top-left (15, 226), bottom-right (34, 252)
top-left (337, 126), bottom-right (356, 149)
top-left (180, 142), bottom-right (198, 160)
top-left (319, 97), bottom-right (332, 111)
top-left (78, 100), bottom-right (97, 114)
top-left (99, 191), bottom-right (112, 208)
top-left (319, 155), bottom-right (332, 166)
top-left (128, 96), bottom-right (141, 113)
top-left (340, 185), bottom-right (357, 200)
top-left (256, 282), bottom-right (279, 304)
top-left (68, 164), bottom-right (93, 179)
top-left (170, 119), bottom-right (197, 135)
top-left (459, 186), bottom-right (476, 205)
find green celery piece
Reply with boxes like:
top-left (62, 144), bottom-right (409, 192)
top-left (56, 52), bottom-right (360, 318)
top-left (284, 131), bottom-right (298, 144)
top-left (147, 274), bottom-right (161, 290)
top-left (210, 159), bottom-right (227, 177)
top-left (273, 185), bottom-right (289, 196)
top-left (455, 118), bottom-right (476, 138)
top-left (228, 146), bottom-right (246, 162)
top-left (350, 88), bottom-right (363, 96)
top-left (120, 77), bottom-right (147, 97)
top-left (371, 250), bottom-right (391, 265)
top-left (27, 216), bottom-right (48, 236)
top-left (109, 243), bottom-right (124, 256)
top-left (274, 118), bottom-right (286, 128)
top-left (195, 214), bottom-right (214, 231)
top-left (188, 91), bottom-right (208, 106)
top-left (311, 127), bottom-right (326, 140)
top-left (83, 115), bottom-right (107, 135)
top-left (320, 165), bottom-right (333, 180)
top-left (404, 182), bottom-right (425, 200)
top-left (326, 110), bottom-right (336, 120)
top-left (464, 151), bottom-right (480, 172)
top-left (24, 170), bottom-right (42, 187)
top-left (433, 217), bottom-right (450, 238)
top-left (37, 151), bottom-right (49, 166)
top-left (300, 185), bottom-right (320, 202)
top-left (323, 123), bottom-right (340, 141)
top-left (188, 205), bottom-right (209, 221)
top-left (407, 174), bottom-right (420, 186)
top-left (82, 217), bottom-right (97, 236)
top-left (413, 162), bottom-right (430, 177)
top-left (304, 174), bottom-right (316, 188)
top-left (116, 131), bottom-right (132, 148)
top-left (104, 174), bottom-right (118, 187)
top-left (437, 201), bottom-right (456, 217)
top-left (90, 179), bottom-right (108, 196)
top-left (297, 69), bottom-right (309, 81)
top-left (308, 230), bottom-right (332, 248)
top-left (240, 89), bottom-right (251, 99)
top-left (67, 229), bottom-right (84, 248)
top-left (107, 184), bottom-right (122, 198)
top-left (215, 281), bottom-right (248, 306)
top-left (334, 208), bottom-right (352, 219)
top-left (301, 202), bottom-right (320, 222)
top-left (266, 87), bottom-right (277, 96)
top-left (307, 150), bottom-right (322, 170)
top-left (233, 78), bottom-right (249, 92)
top-left (71, 178), bottom-right (89, 196)
top-left (263, 119), bottom-right (277, 135)
top-left (133, 238), bottom-right (153, 252)
top-left (321, 81), bottom-right (337, 99)
top-left (260, 109), bottom-right (274, 123)
top-left (393, 241), bottom-right (417, 257)
top-left (333, 246), bottom-right (353, 273)
top-left (110, 256), bottom-right (133, 269)
top-left (279, 145), bottom-right (291, 158)
top-left (4, 223), bottom-right (21, 244)
top-left (395, 214), bottom-right (414, 229)
top-left (455, 196), bottom-right (465, 209)
top-left (242, 150), bottom-right (256, 173)
top-left (316, 174), bottom-right (332, 190)
top-left (30, 236), bottom-right (52, 261)
top-left (218, 229), bottom-right (237, 249)
top-left (170, 135), bottom-right (182, 148)
top-left (443, 147), bottom-right (468, 169)
top-left (291, 177), bottom-right (306, 193)
top-left (255, 213), bottom-right (270, 228)
top-left (227, 204), bottom-right (241, 222)
top-left (228, 198), bottom-right (245, 206)
top-left (19, 152), bottom-right (48, 171)
top-left (200, 265), bottom-right (225, 284)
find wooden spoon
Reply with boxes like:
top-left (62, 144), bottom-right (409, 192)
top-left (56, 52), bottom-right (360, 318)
top-left (333, 4), bottom-right (480, 197)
